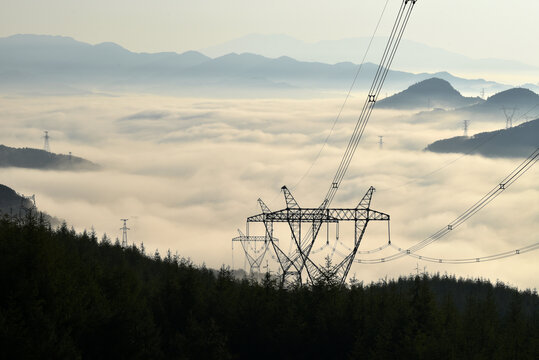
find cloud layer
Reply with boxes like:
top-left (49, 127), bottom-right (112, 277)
top-left (1, 93), bottom-right (537, 289)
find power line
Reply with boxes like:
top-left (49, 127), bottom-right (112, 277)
top-left (380, 130), bottom-right (503, 192)
top-left (349, 146), bottom-right (539, 264)
top-left (378, 103), bottom-right (539, 194)
top-left (399, 242), bottom-right (539, 264)
top-left (290, 0), bottom-right (391, 190)
top-left (323, 0), bottom-right (416, 206)
top-left (268, 0), bottom-right (418, 284)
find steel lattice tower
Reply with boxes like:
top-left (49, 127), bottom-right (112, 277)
top-left (120, 219), bottom-right (130, 248)
top-left (247, 186), bottom-right (390, 285)
top-left (232, 229), bottom-right (277, 275)
top-left (43, 131), bottom-right (50, 152)
top-left (502, 107), bottom-right (517, 129)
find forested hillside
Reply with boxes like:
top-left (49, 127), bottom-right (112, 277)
top-left (425, 118), bottom-right (539, 158)
top-left (0, 144), bottom-right (99, 171)
top-left (1, 215), bottom-right (537, 359)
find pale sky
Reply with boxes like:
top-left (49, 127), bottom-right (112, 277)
top-left (1, 0), bottom-right (538, 66)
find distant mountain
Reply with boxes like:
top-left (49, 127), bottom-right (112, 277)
top-left (0, 34), bottom-right (515, 97)
top-left (463, 88), bottom-right (539, 114)
top-left (0, 184), bottom-right (60, 225)
top-left (425, 118), bottom-right (539, 158)
top-left (412, 87), bottom-right (539, 125)
top-left (201, 34), bottom-right (539, 77)
top-left (377, 78), bottom-right (483, 110)
top-left (0, 145), bottom-right (99, 171)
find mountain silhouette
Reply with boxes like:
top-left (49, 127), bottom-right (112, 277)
top-left (0, 184), bottom-right (33, 213)
top-left (0, 183), bottom-right (60, 225)
top-left (425, 118), bottom-right (539, 158)
top-left (0, 144), bottom-right (100, 171)
top-left (377, 78), bottom-right (483, 110)
top-left (466, 88), bottom-right (539, 114)
top-left (200, 34), bottom-right (539, 77)
top-left (0, 34), bottom-right (518, 96)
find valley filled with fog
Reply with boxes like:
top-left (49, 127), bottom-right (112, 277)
top-left (1, 92), bottom-right (537, 288)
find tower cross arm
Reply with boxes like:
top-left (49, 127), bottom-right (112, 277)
top-left (366, 209), bottom-right (390, 221)
top-left (247, 213), bottom-right (266, 222)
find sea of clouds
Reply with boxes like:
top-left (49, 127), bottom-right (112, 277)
top-left (1, 93), bottom-right (537, 289)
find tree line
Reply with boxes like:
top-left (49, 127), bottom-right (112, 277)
top-left (0, 213), bottom-right (537, 359)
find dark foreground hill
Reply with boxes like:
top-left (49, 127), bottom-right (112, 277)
top-left (425, 118), bottom-right (539, 158)
top-left (377, 78), bottom-right (483, 110)
top-left (1, 216), bottom-right (537, 359)
top-left (0, 144), bottom-right (99, 171)
top-left (0, 183), bottom-right (33, 213)
top-left (0, 184), bottom-right (61, 225)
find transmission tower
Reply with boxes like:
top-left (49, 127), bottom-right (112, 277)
top-left (237, 0), bottom-right (416, 286)
top-left (463, 120), bottom-right (470, 137)
top-left (120, 219), bottom-right (130, 248)
top-left (232, 229), bottom-right (277, 276)
top-left (43, 131), bottom-right (50, 152)
top-left (247, 186), bottom-right (390, 285)
top-left (378, 136), bottom-right (384, 149)
top-left (480, 88), bottom-right (485, 99)
top-left (502, 106), bottom-right (517, 129)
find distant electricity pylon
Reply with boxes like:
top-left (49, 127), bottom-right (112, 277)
top-left (480, 88), bottom-right (485, 99)
top-left (43, 131), bottom-right (50, 152)
top-left (463, 120), bottom-right (470, 137)
top-left (502, 106), bottom-right (517, 129)
top-left (378, 136), bottom-right (384, 149)
top-left (232, 229), bottom-right (276, 275)
top-left (120, 219), bottom-right (130, 248)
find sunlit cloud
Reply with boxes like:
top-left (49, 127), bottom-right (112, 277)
top-left (0, 94), bottom-right (536, 289)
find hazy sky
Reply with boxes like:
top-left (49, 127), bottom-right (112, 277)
top-left (1, 0), bottom-right (538, 66)
top-left (0, 0), bottom-right (537, 288)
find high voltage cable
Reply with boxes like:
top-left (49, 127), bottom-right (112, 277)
top-left (348, 146), bottom-right (539, 264)
top-left (279, 0), bottom-right (418, 273)
top-left (515, 103), bottom-right (539, 124)
top-left (291, 0), bottom-right (391, 190)
top-left (312, 240), bottom-right (390, 255)
top-left (324, 0), bottom-right (416, 206)
top-left (396, 242), bottom-right (539, 264)
top-left (381, 131), bottom-right (502, 192)
top-left (377, 98), bottom-right (539, 193)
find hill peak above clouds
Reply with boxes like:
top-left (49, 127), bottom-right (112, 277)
top-left (377, 77), bottom-right (483, 109)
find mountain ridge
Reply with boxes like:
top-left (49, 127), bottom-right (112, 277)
top-left (377, 77), bottom-right (483, 110)
top-left (425, 118), bottom-right (539, 158)
top-left (0, 34), bottom-right (525, 97)
top-left (0, 183), bottom-right (61, 225)
top-left (201, 33), bottom-right (539, 75)
top-left (0, 144), bottom-right (100, 171)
